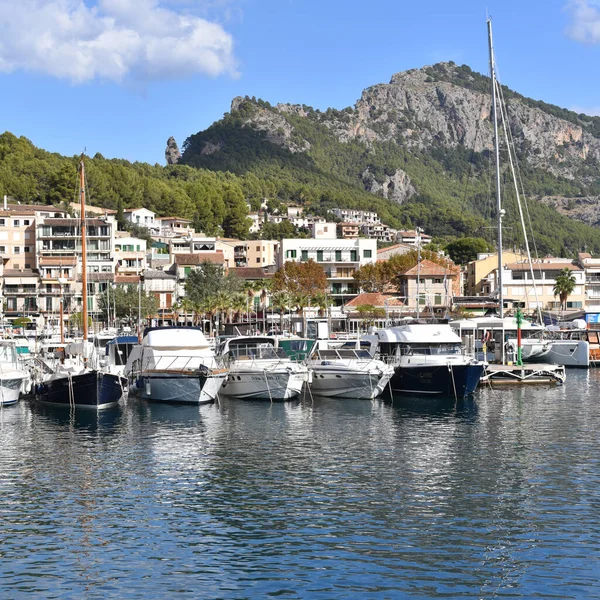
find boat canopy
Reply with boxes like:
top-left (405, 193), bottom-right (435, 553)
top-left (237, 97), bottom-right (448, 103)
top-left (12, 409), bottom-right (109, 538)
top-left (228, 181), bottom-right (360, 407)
top-left (374, 324), bottom-right (462, 344)
top-left (143, 327), bottom-right (211, 349)
top-left (450, 316), bottom-right (545, 331)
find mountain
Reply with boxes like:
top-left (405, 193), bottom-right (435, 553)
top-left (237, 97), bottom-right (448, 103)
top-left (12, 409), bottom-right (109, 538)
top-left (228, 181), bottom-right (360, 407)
top-left (181, 62), bottom-right (600, 255)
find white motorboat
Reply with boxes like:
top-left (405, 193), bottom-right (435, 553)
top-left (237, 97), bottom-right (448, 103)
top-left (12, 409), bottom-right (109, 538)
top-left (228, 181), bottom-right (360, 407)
top-left (125, 327), bottom-right (226, 404)
top-left (363, 323), bottom-right (485, 397)
top-left (306, 346), bottom-right (394, 399)
top-left (218, 336), bottom-right (309, 401)
top-left (0, 341), bottom-right (30, 405)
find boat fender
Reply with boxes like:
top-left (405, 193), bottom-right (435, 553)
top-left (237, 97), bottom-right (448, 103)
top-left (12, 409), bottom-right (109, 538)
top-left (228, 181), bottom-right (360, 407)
top-left (135, 377), bottom-right (143, 389)
top-left (145, 381), bottom-right (152, 396)
top-left (505, 342), bottom-right (515, 354)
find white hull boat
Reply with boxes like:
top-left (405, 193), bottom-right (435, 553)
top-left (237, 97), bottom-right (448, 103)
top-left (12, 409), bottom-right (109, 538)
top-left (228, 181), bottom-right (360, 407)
top-left (307, 348), bottom-right (394, 399)
top-left (218, 336), bottom-right (309, 401)
top-left (125, 327), bottom-right (226, 405)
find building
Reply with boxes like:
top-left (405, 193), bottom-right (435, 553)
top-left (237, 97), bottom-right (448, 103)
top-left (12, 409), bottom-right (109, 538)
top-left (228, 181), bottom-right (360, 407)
top-left (331, 208), bottom-right (380, 224)
top-left (396, 230), bottom-right (433, 246)
top-left (396, 259), bottom-right (460, 314)
top-left (337, 222), bottom-right (361, 239)
top-left (123, 208), bottom-right (157, 229)
top-left (143, 269), bottom-right (177, 317)
top-left (278, 236), bottom-right (377, 304)
top-left (502, 260), bottom-right (585, 313)
top-left (157, 217), bottom-right (194, 238)
top-left (3, 269), bottom-right (39, 324)
top-left (376, 243), bottom-right (414, 261)
top-left (466, 251), bottom-right (524, 296)
top-left (172, 252), bottom-right (226, 299)
top-left (361, 222), bottom-right (396, 243)
top-left (114, 234), bottom-right (147, 275)
top-left (246, 240), bottom-right (278, 268)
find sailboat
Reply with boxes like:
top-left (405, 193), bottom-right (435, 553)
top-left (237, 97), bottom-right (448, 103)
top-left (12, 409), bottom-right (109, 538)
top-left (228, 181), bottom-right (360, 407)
top-left (461, 20), bottom-right (565, 385)
top-left (34, 156), bottom-right (127, 409)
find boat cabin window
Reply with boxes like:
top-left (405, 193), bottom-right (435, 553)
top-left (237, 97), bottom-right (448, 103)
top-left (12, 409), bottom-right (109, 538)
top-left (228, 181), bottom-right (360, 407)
top-left (226, 345), bottom-right (287, 361)
top-left (0, 344), bottom-right (17, 363)
top-left (377, 342), bottom-right (461, 356)
top-left (314, 349), bottom-right (372, 360)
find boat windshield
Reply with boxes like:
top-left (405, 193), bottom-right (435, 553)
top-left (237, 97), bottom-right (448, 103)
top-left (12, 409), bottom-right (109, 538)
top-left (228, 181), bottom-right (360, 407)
top-left (378, 342), bottom-right (462, 357)
top-left (0, 344), bottom-right (17, 363)
top-left (313, 349), bottom-right (372, 360)
top-left (227, 346), bottom-right (288, 361)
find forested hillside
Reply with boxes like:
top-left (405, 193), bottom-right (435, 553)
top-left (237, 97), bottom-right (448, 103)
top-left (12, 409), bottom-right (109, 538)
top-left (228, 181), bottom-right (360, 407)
top-left (3, 61), bottom-right (600, 256)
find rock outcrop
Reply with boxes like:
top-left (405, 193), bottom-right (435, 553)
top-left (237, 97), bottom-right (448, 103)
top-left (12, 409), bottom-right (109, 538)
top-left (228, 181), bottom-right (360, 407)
top-left (165, 137), bottom-right (181, 165)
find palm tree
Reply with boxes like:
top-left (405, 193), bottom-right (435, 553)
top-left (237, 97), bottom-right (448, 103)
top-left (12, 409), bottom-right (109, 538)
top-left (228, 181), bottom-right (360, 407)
top-left (553, 268), bottom-right (577, 313)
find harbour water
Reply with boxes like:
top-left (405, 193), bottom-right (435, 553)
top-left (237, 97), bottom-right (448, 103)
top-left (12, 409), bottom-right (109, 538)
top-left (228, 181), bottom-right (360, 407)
top-left (2, 371), bottom-right (600, 598)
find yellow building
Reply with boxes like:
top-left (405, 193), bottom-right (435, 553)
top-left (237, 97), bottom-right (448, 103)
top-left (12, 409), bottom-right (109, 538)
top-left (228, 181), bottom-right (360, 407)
top-left (466, 251), bottom-right (524, 295)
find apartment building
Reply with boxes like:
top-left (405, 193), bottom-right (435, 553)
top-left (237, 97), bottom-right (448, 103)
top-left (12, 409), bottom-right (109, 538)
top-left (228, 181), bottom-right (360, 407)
top-left (337, 222), bottom-right (361, 239)
top-left (157, 217), bottom-right (194, 238)
top-left (331, 208), bottom-right (380, 224)
top-left (361, 222), bottom-right (397, 243)
top-left (396, 230), bottom-right (433, 246)
top-left (246, 240), bottom-right (278, 267)
top-left (466, 251), bottom-right (525, 296)
top-left (278, 233), bottom-right (377, 304)
top-left (114, 234), bottom-right (147, 275)
top-left (502, 260), bottom-right (586, 312)
top-left (123, 208), bottom-right (157, 229)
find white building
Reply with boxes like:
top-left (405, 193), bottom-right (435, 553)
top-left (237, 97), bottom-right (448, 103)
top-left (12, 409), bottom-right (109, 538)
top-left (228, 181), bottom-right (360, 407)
top-left (331, 208), bottom-right (380, 225)
top-left (278, 235), bottom-right (377, 304)
top-left (123, 208), bottom-right (157, 229)
top-left (114, 234), bottom-right (147, 275)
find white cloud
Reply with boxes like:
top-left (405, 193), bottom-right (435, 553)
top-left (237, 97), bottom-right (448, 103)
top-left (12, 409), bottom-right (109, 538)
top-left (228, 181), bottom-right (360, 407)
top-left (0, 0), bottom-right (238, 83)
top-left (565, 0), bottom-right (600, 44)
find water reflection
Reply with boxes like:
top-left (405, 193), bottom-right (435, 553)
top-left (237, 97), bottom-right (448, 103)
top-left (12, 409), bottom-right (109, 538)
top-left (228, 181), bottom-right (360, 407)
top-left (1, 373), bottom-right (600, 597)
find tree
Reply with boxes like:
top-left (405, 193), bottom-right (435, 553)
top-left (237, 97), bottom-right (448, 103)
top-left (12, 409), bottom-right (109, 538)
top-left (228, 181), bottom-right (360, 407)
top-left (272, 260), bottom-right (327, 333)
top-left (185, 262), bottom-right (242, 305)
top-left (355, 304), bottom-right (386, 330)
top-left (352, 263), bottom-right (390, 293)
top-left (97, 286), bottom-right (159, 325)
top-left (444, 237), bottom-right (493, 265)
top-left (552, 268), bottom-right (577, 312)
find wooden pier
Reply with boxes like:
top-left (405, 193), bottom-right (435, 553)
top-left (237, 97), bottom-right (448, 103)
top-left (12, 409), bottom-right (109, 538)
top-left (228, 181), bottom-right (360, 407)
top-left (480, 363), bottom-right (566, 386)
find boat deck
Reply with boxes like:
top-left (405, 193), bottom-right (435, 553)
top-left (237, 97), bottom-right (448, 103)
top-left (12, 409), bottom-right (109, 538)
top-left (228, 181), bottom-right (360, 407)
top-left (481, 363), bottom-right (566, 386)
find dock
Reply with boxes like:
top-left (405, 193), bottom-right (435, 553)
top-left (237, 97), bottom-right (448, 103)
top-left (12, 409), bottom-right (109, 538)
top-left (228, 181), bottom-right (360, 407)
top-left (480, 363), bottom-right (566, 386)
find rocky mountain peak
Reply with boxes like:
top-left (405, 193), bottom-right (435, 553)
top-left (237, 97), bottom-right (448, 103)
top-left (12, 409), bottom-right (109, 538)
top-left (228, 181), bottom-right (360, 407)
top-left (165, 136), bottom-right (181, 165)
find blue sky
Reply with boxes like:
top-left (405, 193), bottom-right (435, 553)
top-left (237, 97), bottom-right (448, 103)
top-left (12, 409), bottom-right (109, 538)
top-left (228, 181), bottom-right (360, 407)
top-left (1, 0), bottom-right (599, 164)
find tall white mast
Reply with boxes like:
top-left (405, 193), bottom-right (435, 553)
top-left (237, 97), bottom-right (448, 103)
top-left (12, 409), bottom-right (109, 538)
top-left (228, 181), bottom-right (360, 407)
top-left (487, 18), bottom-right (504, 318)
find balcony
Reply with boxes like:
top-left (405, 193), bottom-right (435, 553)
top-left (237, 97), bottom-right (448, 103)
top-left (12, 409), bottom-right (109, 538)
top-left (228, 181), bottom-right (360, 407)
top-left (2, 287), bottom-right (38, 295)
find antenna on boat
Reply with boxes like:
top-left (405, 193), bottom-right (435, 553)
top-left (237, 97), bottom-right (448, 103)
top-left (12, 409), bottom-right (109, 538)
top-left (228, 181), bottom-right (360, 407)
top-left (487, 17), bottom-right (504, 319)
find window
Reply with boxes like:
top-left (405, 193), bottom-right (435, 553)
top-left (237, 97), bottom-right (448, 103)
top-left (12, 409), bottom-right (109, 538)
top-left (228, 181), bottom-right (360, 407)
top-left (419, 278), bottom-right (425, 284)
top-left (434, 278), bottom-right (442, 284)
top-left (317, 250), bottom-right (323, 262)
top-left (567, 301), bottom-right (583, 309)
top-left (25, 264), bottom-right (30, 269)
top-left (13, 220), bottom-right (19, 227)
top-left (256, 245), bottom-right (261, 251)
top-left (0, 246), bottom-right (4, 254)
top-left (335, 250), bottom-right (342, 261)
top-left (0, 219), bottom-right (4, 225)
top-left (24, 246), bottom-right (30, 253)
top-left (363, 249), bottom-right (372, 258)
top-left (14, 247), bottom-right (20, 254)
top-left (434, 294), bottom-right (442, 305)
top-left (301, 250), bottom-right (308, 261)
top-left (256, 257), bottom-right (260, 263)
top-left (286, 250), bottom-right (297, 259)
top-left (350, 250), bottom-right (358, 262)
top-left (46, 297), bottom-right (53, 311)
top-left (24, 220), bottom-right (30, 225)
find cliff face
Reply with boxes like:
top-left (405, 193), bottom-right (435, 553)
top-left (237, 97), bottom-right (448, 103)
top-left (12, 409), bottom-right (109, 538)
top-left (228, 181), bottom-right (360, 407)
top-left (181, 62), bottom-right (600, 227)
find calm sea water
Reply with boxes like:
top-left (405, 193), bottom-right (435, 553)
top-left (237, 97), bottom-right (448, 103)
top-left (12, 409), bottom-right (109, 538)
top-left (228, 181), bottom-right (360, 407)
top-left (2, 371), bottom-right (600, 599)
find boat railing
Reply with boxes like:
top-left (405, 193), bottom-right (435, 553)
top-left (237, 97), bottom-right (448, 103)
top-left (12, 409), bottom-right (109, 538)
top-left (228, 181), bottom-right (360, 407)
top-left (140, 354), bottom-right (220, 374)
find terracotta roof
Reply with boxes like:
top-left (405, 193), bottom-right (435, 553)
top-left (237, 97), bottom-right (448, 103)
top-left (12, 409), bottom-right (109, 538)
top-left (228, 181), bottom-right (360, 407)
top-left (159, 216), bottom-right (192, 222)
top-left (344, 293), bottom-right (405, 309)
top-left (3, 269), bottom-right (39, 277)
top-left (39, 256), bottom-right (77, 266)
top-left (506, 261), bottom-right (581, 271)
top-left (402, 259), bottom-right (456, 277)
top-left (377, 243), bottom-right (414, 253)
top-left (229, 267), bottom-right (274, 279)
top-left (115, 275), bottom-right (140, 284)
top-left (174, 252), bottom-right (225, 266)
top-left (579, 252), bottom-right (592, 259)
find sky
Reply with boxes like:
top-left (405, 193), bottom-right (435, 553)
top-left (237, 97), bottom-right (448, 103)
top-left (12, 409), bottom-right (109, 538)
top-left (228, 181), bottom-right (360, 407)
top-left (1, 0), bottom-right (600, 165)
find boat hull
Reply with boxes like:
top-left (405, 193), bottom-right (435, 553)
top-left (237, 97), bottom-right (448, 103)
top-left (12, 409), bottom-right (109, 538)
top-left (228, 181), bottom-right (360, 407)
top-left (389, 363), bottom-right (484, 398)
top-left (529, 340), bottom-right (590, 368)
top-left (130, 371), bottom-right (225, 404)
top-left (310, 369), bottom-right (392, 399)
top-left (36, 371), bottom-right (126, 409)
top-left (0, 373), bottom-right (26, 406)
top-left (220, 368), bottom-right (306, 400)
